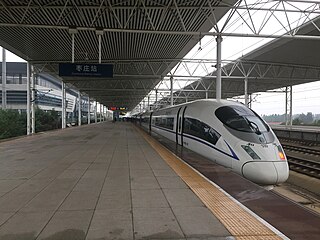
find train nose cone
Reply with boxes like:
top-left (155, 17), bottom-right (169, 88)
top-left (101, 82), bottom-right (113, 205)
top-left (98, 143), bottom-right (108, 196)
top-left (274, 161), bottom-right (289, 183)
top-left (242, 161), bottom-right (289, 185)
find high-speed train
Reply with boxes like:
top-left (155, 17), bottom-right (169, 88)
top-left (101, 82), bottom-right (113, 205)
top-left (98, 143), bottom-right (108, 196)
top-left (135, 99), bottom-right (289, 185)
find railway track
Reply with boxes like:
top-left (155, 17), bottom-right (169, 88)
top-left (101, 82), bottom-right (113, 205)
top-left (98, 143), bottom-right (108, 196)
top-left (282, 144), bottom-right (320, 156)
top-left (286, 155), bottom-right (320, 179)
top-left (279, 137), bottom-right (319, 147)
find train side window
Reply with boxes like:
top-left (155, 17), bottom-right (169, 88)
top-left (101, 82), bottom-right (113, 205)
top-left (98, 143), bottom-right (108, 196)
top-left (166, 117), bottom-right (174, 130)
top-left (184, 117), bottom-right (220, 145)
top-left (154, 116), bottom-right (174, 130)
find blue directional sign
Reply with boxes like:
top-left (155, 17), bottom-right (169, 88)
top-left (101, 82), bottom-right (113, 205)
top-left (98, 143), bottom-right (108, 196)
top-left (59, 63), bottom-right (113, 77)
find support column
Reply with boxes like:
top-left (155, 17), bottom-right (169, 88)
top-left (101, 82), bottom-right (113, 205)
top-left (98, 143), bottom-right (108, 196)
top-left (205, 90), bottom-right (208, 99)
top-left (289, 86), bottom-right (293, 126)
top-left (285, 86), bottom-right (293, 126)
top-left (26, 62), bottom-right (31, 135)
top-left (170, 76), bottom-right (173, 106)
top-left (98, 34), bottom-right (102, 64)
top-left (88, 97), bottom-right (91, 124)
top-left (155, 90), bottom-right (158, 109)
top-left (61, 82), bottom-right (66, 128)
top-left (216, 35), bottom-right (222, 100)
top-left (99, 104), bottom-right (102, 122)
top-left (285, 87), bottom-right (288, 125)
top-left (147, 95), bottom-right (150, 111)
top-left (139, 104), bottom-right (141, 113)
top-left (2, 48), bottom-right (6, 109)
top-left (244, 77), bottom-right (248, 107)
top-left (186, 96), bottom-right (188, 103)
top-left (72, 33), bottom-right (75, 63)
top-left (31, 66), bottom-right (36, 134)
top-left (95, 101), bottom-right (97, 123)
top-left (78, 91), bottom-right (81, 126)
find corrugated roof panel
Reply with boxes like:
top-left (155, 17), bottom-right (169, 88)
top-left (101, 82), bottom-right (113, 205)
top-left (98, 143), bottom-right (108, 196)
top-left (0, 0), bottom-right (237, 109)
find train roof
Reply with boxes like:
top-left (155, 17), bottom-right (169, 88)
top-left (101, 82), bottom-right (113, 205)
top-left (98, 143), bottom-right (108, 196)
top-left (156, 99), bottom-right (244, 110)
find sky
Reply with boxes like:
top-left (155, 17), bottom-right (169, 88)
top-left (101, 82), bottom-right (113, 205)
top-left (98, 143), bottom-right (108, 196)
top-left (1, 0), bottom-right (320, 116)
top-left (151, 0), bottom-right (320, 116)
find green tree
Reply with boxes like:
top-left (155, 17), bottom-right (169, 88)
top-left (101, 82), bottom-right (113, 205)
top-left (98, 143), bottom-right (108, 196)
top-left (0, 109), bottom-right (26, 139)
top-left (35, 108), bottom-right (60, 132)
top-left (292, 117), bottom-right (302, 125)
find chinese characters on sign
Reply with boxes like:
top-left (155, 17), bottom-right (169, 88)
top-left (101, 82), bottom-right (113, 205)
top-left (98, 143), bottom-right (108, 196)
top-left (59, 63), bottom-right (113, 77)
top-left (75, 65), bottom-right (98, 73)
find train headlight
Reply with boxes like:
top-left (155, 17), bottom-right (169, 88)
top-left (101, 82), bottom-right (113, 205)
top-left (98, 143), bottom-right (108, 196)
top-left (241, 145), bottom-right (261, 160)
top-left (277, 145), bottom-right (286, 161)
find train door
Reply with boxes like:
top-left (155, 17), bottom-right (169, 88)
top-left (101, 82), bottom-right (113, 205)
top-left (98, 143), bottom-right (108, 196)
top-left (149, 112), bottom-right (153, 134)
top-left (176, 106), bottom-right (187, 146)
top-left (176, 107), bottom-right (182, 145)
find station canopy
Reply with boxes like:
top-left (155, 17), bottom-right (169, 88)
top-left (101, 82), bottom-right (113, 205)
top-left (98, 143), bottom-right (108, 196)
top-left (0, 0), bottom-right (320, 111)
top-left (163, 17), bottom-right (320, 106)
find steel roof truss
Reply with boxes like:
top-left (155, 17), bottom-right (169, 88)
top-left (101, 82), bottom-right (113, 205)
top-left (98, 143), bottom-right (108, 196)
top-left (90, 0), bottom-right (106, 27)
top-left (105, 0), bottom-right (123, 28)
top-left (173, 0), bottom-right (186, 32)
top-left (258, 1), bottom-right (280, 34)
top-left (20, 0), bottom-right (33, 24)
top-left (0, 0), bottom-right (18, 23)
top-left (206, 0), bottom-right (219, 32)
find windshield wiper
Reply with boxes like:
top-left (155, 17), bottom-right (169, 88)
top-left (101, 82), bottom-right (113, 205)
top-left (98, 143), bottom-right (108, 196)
top-left (247, 120), bottom-right (261, 135)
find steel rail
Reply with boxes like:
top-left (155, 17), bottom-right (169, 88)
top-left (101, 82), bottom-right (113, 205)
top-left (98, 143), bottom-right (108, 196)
top-left (282, 144), bottom-right (320, 156)
top-left (286, 155), bottom-right (320, 179)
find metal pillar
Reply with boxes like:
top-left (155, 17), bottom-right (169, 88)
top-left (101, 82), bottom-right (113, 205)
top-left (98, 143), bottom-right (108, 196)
top-left (244, 77), bottom-right (248, 107)
top-left (155, 90), bottom-right (158, 109)
top-left (72, 33), bottom-right (75, 63)
top-left (94, 101), bottom-right (97, 123)
top-left (31, 66), bottom-right (36, 134)
top-left (98, 34), bottom-right (102, 64)
top-left (61, 82), bottom-right (66, 128)
top-left (26, 62), bottom-right (31, 135)
top-left (216, 35), bottom-right (222, 100)
top-left (139, 104), bottom-right (141, 113)
top-left (249, 94), bottom-right (252, 108)
top-left (285, 86), bottom-right (293, 126)
top-left (78, 91), bottom-right (81, 126)
top-left (2, 48), bottom-right (6, 109)
top-left (170, 76), bottom-right (173, 106)
top-left (99, 104), bottom-right (102, 122)
top-left (186, 97), bottom-right (188, 103)
top-left (88, 97), bottom-right (91, 124)
top-left (205, 90), bottom-right (208, 99)
top-left (147, 95), bottom-right (150, 111)
top-left (285, 87), bottom-right (288, 125)
top-left (289, 86), bottom-right (293, 126)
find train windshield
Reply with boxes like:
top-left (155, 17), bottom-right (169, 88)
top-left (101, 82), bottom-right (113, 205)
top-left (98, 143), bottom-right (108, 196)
top-left (215, 105), bottom-right (269, 134)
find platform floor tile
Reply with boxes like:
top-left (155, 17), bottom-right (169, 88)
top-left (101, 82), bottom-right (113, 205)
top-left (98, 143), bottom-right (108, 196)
top-left (0, 122), bottom-right (232, 240)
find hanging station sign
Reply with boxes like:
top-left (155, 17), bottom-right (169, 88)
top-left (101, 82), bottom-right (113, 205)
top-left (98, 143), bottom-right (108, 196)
top-left (108, 106), bottom-right (127, 111)
top-left (59, 63), bottom-right (113, 77)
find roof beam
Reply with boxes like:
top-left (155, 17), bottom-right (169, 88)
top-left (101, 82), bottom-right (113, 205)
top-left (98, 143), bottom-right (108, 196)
top-left (1, 23), bottom-right (320, 40)
top-left (1, 5), bottom-right (319, 14)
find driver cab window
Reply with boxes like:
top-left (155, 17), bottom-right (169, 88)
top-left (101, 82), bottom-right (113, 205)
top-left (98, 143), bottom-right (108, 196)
top-left (215, 105), bottom-right (269, 133)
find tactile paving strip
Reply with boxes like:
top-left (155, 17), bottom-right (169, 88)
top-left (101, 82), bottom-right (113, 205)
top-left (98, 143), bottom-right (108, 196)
top-left (138, 127), bottom-right (285, 240)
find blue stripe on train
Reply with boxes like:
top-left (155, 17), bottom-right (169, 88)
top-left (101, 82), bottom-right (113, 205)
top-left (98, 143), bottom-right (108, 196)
top-left (151, 125), bottom-right (239, 161)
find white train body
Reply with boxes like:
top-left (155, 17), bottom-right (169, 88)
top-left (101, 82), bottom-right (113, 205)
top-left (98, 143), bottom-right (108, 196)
top-left (138, 99), bottom-right (289, 185)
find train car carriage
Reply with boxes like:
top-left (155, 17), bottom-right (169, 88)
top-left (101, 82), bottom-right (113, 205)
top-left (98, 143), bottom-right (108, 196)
top-left (139, 99), bottom-right (289, 185)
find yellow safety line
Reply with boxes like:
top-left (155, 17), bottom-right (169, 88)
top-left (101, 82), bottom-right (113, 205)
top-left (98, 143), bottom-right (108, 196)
top-left (137, 127), bottom-right (283, 240)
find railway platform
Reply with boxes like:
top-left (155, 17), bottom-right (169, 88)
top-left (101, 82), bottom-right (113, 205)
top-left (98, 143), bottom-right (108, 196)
top-left (0, 122), bottom-right (318, 240)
